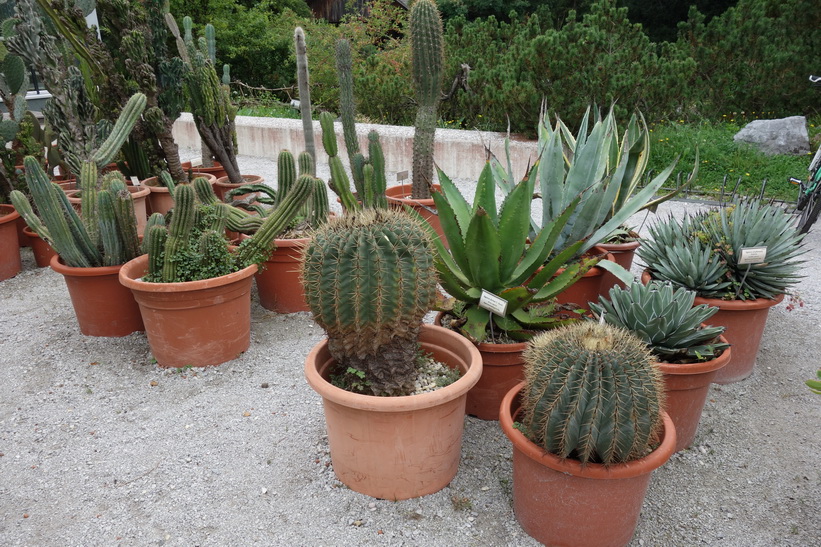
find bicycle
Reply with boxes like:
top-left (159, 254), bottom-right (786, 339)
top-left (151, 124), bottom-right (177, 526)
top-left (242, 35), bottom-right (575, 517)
top-left (790, 75), bottom-right (821, 234)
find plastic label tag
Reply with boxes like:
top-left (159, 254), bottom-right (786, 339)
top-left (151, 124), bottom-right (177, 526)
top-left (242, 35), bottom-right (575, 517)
top-left (479, 290), bottom-right (508, 316)
top-left (130, 176), bottom-right (140, 186)
top-left (738, 247), bottom-right (767, 265)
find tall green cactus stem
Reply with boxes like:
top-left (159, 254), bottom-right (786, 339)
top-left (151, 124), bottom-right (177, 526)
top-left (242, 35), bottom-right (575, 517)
top-left (91, 92), bottom-right (147, 168)
top-left (300, 208), bottom-right (438, 396)
top-left (193, 175), bottom-right (261, 233)
top-left (146, 224), bottom-right (168, 278)
top-left (306, 176), bottom-right (330, 227)
top-left (236, 173), bottom-right (314, 266)
top-left (409, 0), bottom-right (444, 199)
top-left (79, 160), bottom-right (100, 250)
top-left (367, 131), bottom-right (387, 209)
top-left (335, 39), bottom-right (360, 183)
top-left (298, 150), bottom-right (315, 177)
top-left (98, 189), bottom-right (124, 266)
top-left (520, 322), bottom-right (666, 465)
top-left (320, 111), bottom-right (358, 212)
top-left (222, 64), bottom-right (230, 86)
top-left (294, 27), bottom-right (316, 163)
top-left (162, 182), bottom-right (196, 282)
top-left (278, 149), bottom-right (296, 203)
top-left (112, 184), bottom-right (141, 261)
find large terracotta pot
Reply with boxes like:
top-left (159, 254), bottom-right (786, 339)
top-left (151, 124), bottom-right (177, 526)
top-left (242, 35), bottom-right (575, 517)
top-left (433, 311), bottom-right (526, 421)
top-left (500, 382), bottom-right (676, 547)
top-left (657, 337), bottom-right (731, 451)
top-left (0, 205), bottom-right (22, 281)
top-left (50, 255), bottom-right (144, 337)
top-left (598, 239), bottom-right (641, 292)
top-left (142, 175), bottom-right (216, 215)
top-left (22, 226), bottom-right (57, 268)
top-left (254, 237), bottom-right (310, 313)
top-left (66, 186), bottom-right (150, 235)
top-left (554, 246), bottom-right (615, 310)
top-left (385, 184), bottom-right (447, 248)
top-left (119, 255), bottom-right (257, 368)
top-left (304, 324), bottom-right (483, 500)
top-left (641, 269), bottom-right (781, 384)
top-left (214, 174), bottom-right (264, 202)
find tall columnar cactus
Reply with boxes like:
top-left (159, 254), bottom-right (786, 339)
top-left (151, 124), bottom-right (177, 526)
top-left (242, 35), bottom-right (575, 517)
top-left (409, 0), bottom-right (444, 200)
top-left (167, 14), bottom-right (242, 184)
top-left (9, 93), bottom-right (147, 268)
top-left (320, 111), bottom-right (386, 211)
top-left (300, 208), bottom-right (438, 396)
top-left (294, 27), bottom-right (316, 163)
top-left (335, 39), bottom-right (361, 184)
top-left (520, 322), bottom-right (666, 465)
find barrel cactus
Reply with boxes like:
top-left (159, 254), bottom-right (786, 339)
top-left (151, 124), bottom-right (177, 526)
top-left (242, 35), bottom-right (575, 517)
top-left (300, 208), bottom-right (438, 396)
top-left (520, 322), bottom-right (666, 465)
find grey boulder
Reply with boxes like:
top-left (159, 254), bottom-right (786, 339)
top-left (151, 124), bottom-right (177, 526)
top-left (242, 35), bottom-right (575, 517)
top-left (733, 115), bottom-right (810, 156)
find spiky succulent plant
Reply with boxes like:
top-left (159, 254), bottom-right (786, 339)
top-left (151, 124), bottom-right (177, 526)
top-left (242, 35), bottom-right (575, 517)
top-left (520, 322), bottom-right (666, 465)
top-left (300, 208), bottom-right (438, 396)
top-left (640, 200), bottom-right (804, 300)
top-left (590, 281), bottom-right (729, 362)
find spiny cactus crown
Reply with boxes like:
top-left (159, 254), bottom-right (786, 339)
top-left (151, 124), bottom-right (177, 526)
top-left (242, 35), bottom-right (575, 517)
top-left (520, 322), bottom-right (666, 465)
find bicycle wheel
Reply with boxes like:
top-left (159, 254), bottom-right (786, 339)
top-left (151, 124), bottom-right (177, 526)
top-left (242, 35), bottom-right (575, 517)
top-left (797, 190), bottom-right (821, 234)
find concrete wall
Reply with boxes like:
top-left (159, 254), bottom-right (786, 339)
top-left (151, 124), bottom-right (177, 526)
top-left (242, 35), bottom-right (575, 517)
top-left (172, 113), bottom-right (539, 183)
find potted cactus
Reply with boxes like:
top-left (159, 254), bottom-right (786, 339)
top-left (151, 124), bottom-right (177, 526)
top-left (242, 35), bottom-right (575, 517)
top-left (590, 281), bottom-right (731, 451)
top-left (638, 199), bottom-right (805, 383)
top-left (430, 162), bottom-right (598, 420)
top-left (119, 171), bottom-right (315, 368)
top-left (301, 178), bottom-right (482, 499)
top-left (499, 322), bottom-right (676, 546)
top-left (10, 93), bottom-right (148, 336)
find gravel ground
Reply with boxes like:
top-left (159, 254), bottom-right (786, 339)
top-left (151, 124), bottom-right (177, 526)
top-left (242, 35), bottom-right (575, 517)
top-left (1, 151), bottom-right (819, 546)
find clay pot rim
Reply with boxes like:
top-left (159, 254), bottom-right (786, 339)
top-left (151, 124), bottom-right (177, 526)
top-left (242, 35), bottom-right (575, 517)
top-left (597, 239), bottom-right (641, 252)
top-left (215, 174), bottom-right (263, 185)
top-left (640, 268), bottom-right (785, 310)
top-left (118, 253), bottom-right (258, 292)
top-left (385, 183), bottom-right (442, 205)
top-left (654, 334), bottom-right (732, 376)
top-left (500, 381), bottom-right (676, 480)
top-left (142, 175), bottom-right (216, 189)
top-left (0, 204), bottom-right (20, 223)
top-left (50, 254), bottom-right (124, 276)
top-left (304, 324), bottom-right (483, 412)
top-left (433, 311), bottom-right (528, 352)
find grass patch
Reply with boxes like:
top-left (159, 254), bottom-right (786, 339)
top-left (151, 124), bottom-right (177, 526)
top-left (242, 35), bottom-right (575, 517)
top-left (645, 117), bottom-right (820, 202)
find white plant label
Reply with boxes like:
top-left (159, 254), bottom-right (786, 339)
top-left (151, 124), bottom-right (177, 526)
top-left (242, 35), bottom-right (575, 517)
top-left (739, 246), bottom-right (768, 265)
top-left (479, 290), bottom-right (508, 316)
top-left (130, 176), bottom-right (140, 186)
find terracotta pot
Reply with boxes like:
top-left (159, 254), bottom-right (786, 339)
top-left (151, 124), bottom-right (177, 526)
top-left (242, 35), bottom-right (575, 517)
top-left (15, 215), bottom-right (30, 248)
top-left (119, 254), bottom-right (257, 368)
top-left (554, 246), bottom-right (615, 311)
top-left (213, 174), bottom-right (264, 202)
top-left (50, 255), bottom-right (144, 336)
top-left (22, 226), bottom-right (57, 268)
top-left (254, 237), bottom-right (310, 313)
top-left (598, 239), bottom-right (641, 292)
top-left (657, 336), bottom-right (731, 451)
top-left (188, 161), bottom-right (226, 180)
top-left (385, 184), bottom-right (447, 248)
top-left (142, 175), bottom-right (217, 216)
top-left (433, 311), bottom-right (526, 421)
top-left (0, 205), bottom-right (22, 281)
top-left (65, 186), bottom-right (149, 234)
top-left (500, 382), bottom-right (676, 547)
top-left (304, 324), bottom-right (483, 500)
top-left (641, 269), bottom-right (782, 384)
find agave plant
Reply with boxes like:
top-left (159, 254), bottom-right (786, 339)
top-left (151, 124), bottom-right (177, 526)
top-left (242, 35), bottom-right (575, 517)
top-left (590, 281), bottom-right (729, 362)
top-left (640, 200), bottom-right (805, 300)
top-left (491, 105), bottom-right (695, 267)
top-left (431, 163), bottom-right (599, 343)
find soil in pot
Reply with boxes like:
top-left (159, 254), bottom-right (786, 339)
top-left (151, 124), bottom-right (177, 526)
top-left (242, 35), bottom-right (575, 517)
top-left (304, 324), bottom-right (482, 500)
top-left (499, 382), bottom-right (676, 547)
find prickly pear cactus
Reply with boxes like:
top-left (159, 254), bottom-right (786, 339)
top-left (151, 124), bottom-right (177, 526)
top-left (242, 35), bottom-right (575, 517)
top-left (520, 322), bottom-right (666, 465)
top-left (300, 208), bottom-right (438, 396)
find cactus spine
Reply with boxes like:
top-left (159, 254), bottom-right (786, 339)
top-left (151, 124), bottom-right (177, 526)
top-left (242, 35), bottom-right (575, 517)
top-left (294, 27), bottom-right (316, 163)
top-left (409, 0), bottom-right (444, 200)
top-left (300, 208), bottom-right (438, 396)
top-left (520, 322), bottom-right (666, 465)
